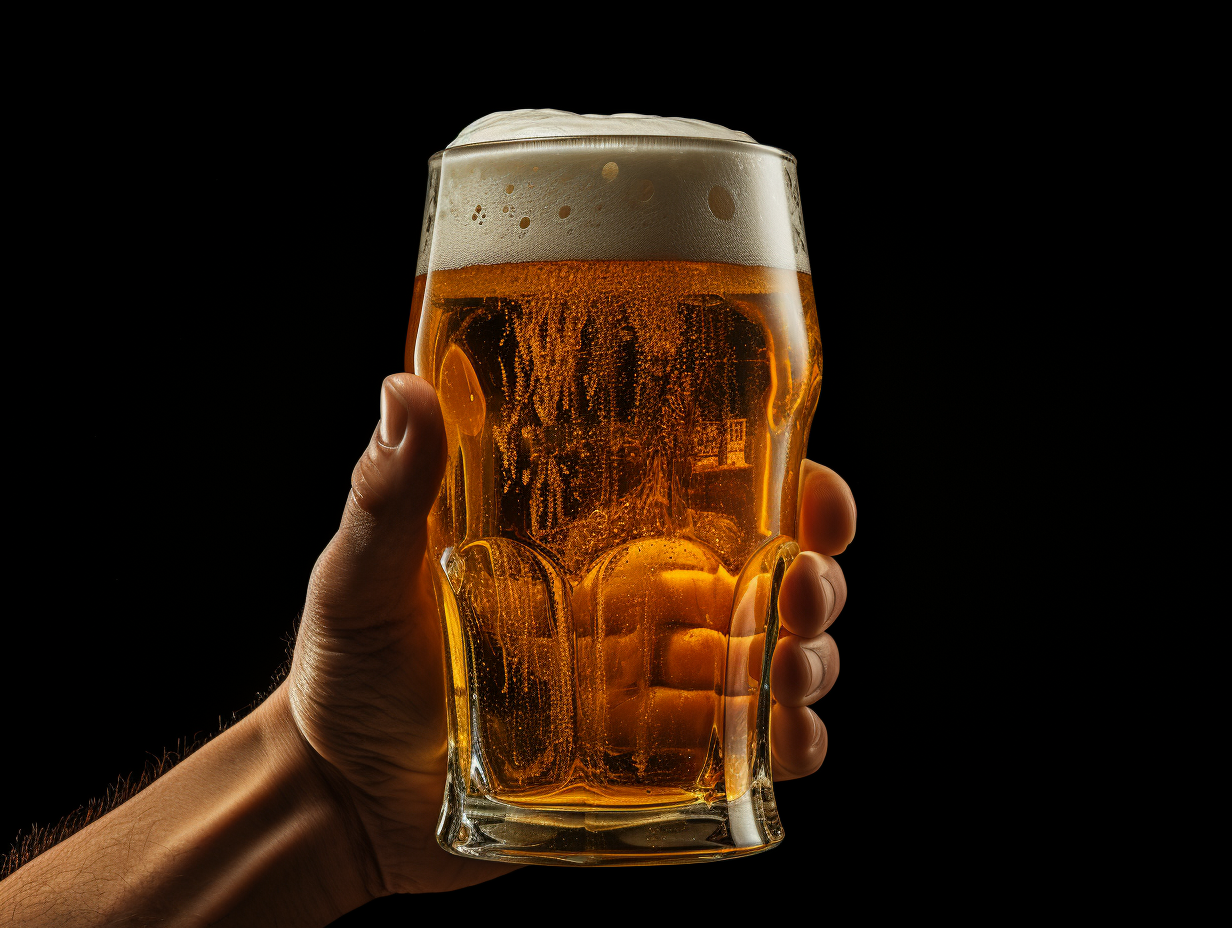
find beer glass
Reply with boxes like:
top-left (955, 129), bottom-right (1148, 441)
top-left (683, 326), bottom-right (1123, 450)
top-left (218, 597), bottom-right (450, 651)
top-left (407, 111), bottom-right (820, 864)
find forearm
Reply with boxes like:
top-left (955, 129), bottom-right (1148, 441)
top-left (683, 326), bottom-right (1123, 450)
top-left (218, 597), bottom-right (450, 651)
top-left (0, 684), bottom-right (379, 927)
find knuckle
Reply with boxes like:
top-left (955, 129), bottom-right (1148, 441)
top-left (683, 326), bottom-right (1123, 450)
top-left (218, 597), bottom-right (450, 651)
top-left (350, 441), bottom-right (393, 518)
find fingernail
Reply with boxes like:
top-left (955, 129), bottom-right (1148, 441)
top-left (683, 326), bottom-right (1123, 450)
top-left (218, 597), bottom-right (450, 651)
top-left (819, 575), bottom-right (836, 623)
top-left (806, 646), bottom-right (827, 693)
top-left (379, 382), bottom-right (408, 447)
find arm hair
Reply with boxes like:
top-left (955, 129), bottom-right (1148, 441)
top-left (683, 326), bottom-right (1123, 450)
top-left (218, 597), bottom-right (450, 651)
top-left (2, 626), bottom-right (297, 879)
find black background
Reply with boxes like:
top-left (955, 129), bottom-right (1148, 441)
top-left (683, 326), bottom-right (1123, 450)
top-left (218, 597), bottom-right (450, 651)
top-left (6, 52), bottom-right (982, 917)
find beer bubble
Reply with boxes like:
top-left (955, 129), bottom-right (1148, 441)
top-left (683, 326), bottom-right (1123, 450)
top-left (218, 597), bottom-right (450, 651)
top-left (520, 217), bottom-right (531, 229)
top-left (506, 184), bottom-right (515, 193)
top-left (708, 185), bottom-right (735, 221)
top-left (559, 205), bottom-right (571, 218)
top-left (635, 179), bottom-right (654, 202)
top-left (602, 161), bottom-right (619, 182)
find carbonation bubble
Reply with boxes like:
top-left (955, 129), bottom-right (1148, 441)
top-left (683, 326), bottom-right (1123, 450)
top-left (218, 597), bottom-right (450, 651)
top-left (559, 205), bottom-right (571, 218)
top-left (602, 162), bottom-right (619, 182)
top-left (520, 217), bottom-right (531, 229)
top-left (708, 186), bottom-right (735, 221)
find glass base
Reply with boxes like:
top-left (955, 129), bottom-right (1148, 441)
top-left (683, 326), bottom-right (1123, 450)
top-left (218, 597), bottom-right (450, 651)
top-left (437, 777), bottom-right (784, 866)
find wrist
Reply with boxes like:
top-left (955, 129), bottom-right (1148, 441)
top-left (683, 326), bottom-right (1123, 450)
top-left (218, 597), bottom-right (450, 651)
top-left (256, 683), bottom-right (388, 908)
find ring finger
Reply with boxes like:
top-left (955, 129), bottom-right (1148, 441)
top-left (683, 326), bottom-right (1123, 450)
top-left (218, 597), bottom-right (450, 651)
top-left (771, 631), bottom-right (839, 707)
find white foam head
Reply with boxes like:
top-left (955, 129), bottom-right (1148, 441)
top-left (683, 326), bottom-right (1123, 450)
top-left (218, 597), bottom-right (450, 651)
top-left (448, 109), bottom-right (758, 147)
top-left (417, 110), bottom-right (809, 276)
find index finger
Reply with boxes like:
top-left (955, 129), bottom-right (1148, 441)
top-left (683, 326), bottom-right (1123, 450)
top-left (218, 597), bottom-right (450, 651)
top-left (796, 460), bottom-right (857, 556)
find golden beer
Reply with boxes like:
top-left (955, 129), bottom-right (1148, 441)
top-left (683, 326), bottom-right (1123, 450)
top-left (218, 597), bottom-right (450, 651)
top-left (413, 112), bottom-right (819, 863)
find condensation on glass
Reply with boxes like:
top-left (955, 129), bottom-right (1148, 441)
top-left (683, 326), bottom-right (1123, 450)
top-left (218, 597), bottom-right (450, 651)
top-left (408, 111), bottom-right (821, 865)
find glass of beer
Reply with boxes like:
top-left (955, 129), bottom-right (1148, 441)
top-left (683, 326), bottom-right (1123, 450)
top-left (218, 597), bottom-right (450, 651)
top-left (407, 110), bottom-right (820, 864)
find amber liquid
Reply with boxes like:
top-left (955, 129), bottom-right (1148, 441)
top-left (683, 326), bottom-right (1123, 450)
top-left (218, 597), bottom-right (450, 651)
top-left (411, 261), bottom-right (820, 809)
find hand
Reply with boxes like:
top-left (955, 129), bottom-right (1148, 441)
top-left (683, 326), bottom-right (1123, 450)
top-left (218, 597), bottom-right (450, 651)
top-left (283, 374), bottom-right (856, 896)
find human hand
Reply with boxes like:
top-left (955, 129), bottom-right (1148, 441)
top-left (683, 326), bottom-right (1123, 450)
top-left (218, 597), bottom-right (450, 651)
top-left (281, 373), bottom-right (855, 896)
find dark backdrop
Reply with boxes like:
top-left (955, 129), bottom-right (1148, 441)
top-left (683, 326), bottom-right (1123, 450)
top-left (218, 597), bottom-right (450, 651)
top-left (7, 57), bottom-right (970, 916)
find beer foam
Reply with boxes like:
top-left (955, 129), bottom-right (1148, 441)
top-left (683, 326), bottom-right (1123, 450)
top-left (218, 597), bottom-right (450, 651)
top-left (448, 109), bottom-right (758, 147)
top-left (417, 110), bottom-right (809, 276)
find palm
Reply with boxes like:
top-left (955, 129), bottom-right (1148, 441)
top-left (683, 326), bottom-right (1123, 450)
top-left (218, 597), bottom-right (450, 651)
top-left (291, 536), bottom-right (513, 893)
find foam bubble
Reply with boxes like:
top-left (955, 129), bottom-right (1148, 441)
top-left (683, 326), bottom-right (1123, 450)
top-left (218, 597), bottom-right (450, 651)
top-left (448, 109), bottom-right (757, 148)
top-left (416, 111), bottom-right (809, 276)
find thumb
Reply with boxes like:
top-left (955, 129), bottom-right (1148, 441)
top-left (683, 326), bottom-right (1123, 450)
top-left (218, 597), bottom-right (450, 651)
top-left (306, 373), bottom-right (447, 624)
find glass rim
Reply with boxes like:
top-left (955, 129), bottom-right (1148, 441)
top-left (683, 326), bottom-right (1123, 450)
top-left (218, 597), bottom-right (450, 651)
top-left (428, 135), bottom-right (797, 165)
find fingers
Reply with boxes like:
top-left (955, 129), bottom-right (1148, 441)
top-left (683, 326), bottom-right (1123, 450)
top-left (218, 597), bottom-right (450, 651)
top-left (773, 467), bottom-right (850, 781)
top-left (771, 705), bottom-right (828, 780)
top-left (604, 688), bottom-right (718, 752)
top-left (570, 538), bottom-right (736, 636)
top-left (771, 631), bottom-right (839, 707)
top-left (777, 551), bottom-right (846, 638)
top-left (306, 374), bottom-right (446, 623)
top-left (797, 460), bottom-right (856, 556)
top-left (657, 627), bottom-right (726, 691)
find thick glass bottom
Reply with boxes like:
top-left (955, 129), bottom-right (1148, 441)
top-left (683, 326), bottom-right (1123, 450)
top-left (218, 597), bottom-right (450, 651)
top-left (438, 776), bottom-right (783, 866)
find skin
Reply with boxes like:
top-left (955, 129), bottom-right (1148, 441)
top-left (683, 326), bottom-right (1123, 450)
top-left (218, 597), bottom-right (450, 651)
top-left (0, 373), bottom-right (856, 925)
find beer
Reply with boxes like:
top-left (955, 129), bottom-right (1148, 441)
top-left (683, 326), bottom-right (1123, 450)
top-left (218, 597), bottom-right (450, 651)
top-left (416, 110), bottom-right (820, 861)
top-left (413, 260), bottom-right (820, 808)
